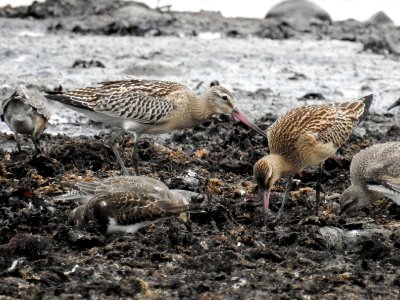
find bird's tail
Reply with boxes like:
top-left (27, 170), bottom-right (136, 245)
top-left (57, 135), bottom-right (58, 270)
top-left (366, 178), bottom-right (400, 205)
top-left (336, 94), bottom-right (373, 125)
top-left (388, 98), bottom-right (400, 111)
top-left (45, 91), bottom-right (92, 110)
top-left (358, 94), bottom-right (374, 123)
top-left (53, 190), bottom-right (91, 204)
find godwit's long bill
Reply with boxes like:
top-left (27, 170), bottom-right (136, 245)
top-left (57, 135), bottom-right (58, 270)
top-left (254, 94), bottom-right (373, 222)
top-left (46, 79), bottom-right (267, 175)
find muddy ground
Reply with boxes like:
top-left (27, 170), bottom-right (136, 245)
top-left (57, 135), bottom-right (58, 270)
top-left (0, 113), bottom-right (400, 299)
top-left (1, 0), bottom-right (400, 299)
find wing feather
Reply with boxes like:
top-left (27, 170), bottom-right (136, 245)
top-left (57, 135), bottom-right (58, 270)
top-left (46, 79), bottom-right (187, 124)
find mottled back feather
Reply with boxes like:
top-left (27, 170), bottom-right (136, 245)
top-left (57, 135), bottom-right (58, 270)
top-left (88, 192), bottom-right (190, 226)
top-left (55, 175), bottom-right (171, 203)
top-left (46, 79), bottom-right (189, 124)
top-left (268, 95), bottom-right (372, 166)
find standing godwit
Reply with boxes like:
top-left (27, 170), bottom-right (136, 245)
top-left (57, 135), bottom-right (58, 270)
top-left (387, 98), bottom-right (400, 127)
top-left (340, 142), bottom-right (400, 214)
top-left (66, 176), bottom-right (203, 233)
top-left (253, 94), bottom-right (373, 220)
top-left (46, 79), bottom-right (267, 175)
top-left (1, 85), bottom-right (51, 152)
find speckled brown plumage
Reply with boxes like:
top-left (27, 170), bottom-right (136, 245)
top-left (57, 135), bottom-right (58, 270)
top-left (267, 98), bottom-right (370, 170)
top-left (49, 80), bottom-right (184, 124)
top-left (254, 94), bottom-right (373, 215)
top-left (69, 190), bottom-right (195, 234)
top-left (46, 79), bottom-right (267, 175)
top-left (55, 175), bottom-right (170, 203)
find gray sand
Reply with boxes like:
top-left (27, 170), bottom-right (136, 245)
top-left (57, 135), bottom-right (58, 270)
top-left (1, 18), bottom-right (400, 138)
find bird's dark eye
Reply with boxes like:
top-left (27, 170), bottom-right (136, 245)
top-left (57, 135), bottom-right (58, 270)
top-left (221, 96), bottom-right (229, 101)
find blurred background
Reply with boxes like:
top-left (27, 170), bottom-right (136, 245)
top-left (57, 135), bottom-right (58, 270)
top-left (0, 0), bottom-right (399, 23)
top-left (0, 0), bottom-right (399, 138)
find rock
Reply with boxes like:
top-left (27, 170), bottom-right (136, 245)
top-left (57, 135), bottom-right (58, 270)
top-left (298, 92), bottom-right (326, 101)
top-left (0, 0), bottom-right (145, 18)
top-left (368, 11), bottom-right (394, 26)
top-left (72, 59), bottom-right (106, 68)
top-left (265, 0), bottom-right (331, 26)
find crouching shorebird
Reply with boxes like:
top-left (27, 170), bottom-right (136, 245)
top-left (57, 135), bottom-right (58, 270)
top-left (253, 94), bottom-right (373, 221)
top-left (54, 175), bottom-right (204, 205)
top-left (45, 79), bottom-right (267, 175)
top-left (1, 85), bottom-right (51, 152)
top-left (61, 175), bottom-right (204, 234)
top-left (340, 142), bottom-right (400, 214)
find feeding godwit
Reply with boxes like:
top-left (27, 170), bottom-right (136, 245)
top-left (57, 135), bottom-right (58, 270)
top-left (65, 176), bottom-right (203, 233)
top-left (54, 175), bottom-right (171, 203)
top-left (1, 85), bottom-right (51, 152)
top-left (387, 98), bottom-right (400, 127)
top-left (55, 175), bottom-right (205, 205)
top-left (254, 94), bottom-right (373, 220)
top-left (46, 79), bottom-right (267, 175)
top-left (340, 142), bottom-right (400, 214)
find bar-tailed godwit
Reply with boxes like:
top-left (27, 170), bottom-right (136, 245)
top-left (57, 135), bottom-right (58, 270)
top-left (54, 175), bottom-right (171, 203)
top-left (254, 94), bottom-right (373, 220)
top-left (65, 176), bottom-right (202, 233)
top-left (340, 141), bottom-right (400, 214)
top-left (55, 174), bottom-right (205, 206)
top-left (1, 85), bottom-right (51, 152)
top-left (46, 79), bottom-right (267, 175)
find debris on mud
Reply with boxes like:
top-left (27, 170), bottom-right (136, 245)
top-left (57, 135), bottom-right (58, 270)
top-left (0, 0), bottom-right (400, 298)
top-left (0, 114), bottom-right (399, 299)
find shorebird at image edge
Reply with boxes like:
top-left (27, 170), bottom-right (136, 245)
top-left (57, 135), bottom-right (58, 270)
top-left (254, 94), bottom-right (373, 222)
top-left (1, 84), bottom-right (51, 152)
top-left (45, 79), bottom-right (267, 175)
top-left (340, 141), bottom-right (400, 214)
top-left (387, 97), bottom-right (400, 127)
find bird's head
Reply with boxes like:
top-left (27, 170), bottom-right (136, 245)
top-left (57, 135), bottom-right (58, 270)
top-left (253, 156), bottom-right (281, 209)
top-left (207, 82), bottom-right (236, 115)
top-left (206, 81), bottom-right (268, 139)
top-left (68, 205), bottom-right (86, 227)
top-left (339, 185), bottom-right (374, 215)
top-left (254, 156), bottom-right (280, 190)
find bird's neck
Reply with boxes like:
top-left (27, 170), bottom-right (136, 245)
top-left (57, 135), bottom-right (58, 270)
top-left (358, 182), bottom-right (385, 202)
top-left (268, 154), bottom-right (295, 178)
top-left (188, 93), bottom-right (215, 123)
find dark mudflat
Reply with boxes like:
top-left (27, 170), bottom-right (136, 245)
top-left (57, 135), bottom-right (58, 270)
top-left (1, 114), bottom-right (399, 299)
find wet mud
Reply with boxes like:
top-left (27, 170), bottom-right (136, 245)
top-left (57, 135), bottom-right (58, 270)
top-left (1, 114), bottom-right (399, 299)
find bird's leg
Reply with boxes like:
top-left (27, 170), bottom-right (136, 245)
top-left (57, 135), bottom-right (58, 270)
top-left (132, 133), bottom-right (142, 176)
top-left (14, 133), bottom-right (22, 152)
top-left (315, 164), bottom-right (323, 215)
top-left (276, 175), bottom-right (293, 220)
top-left (109, 130), bottom-right (129, 176)
top-left (31, 134), bottom-right (42, 154)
